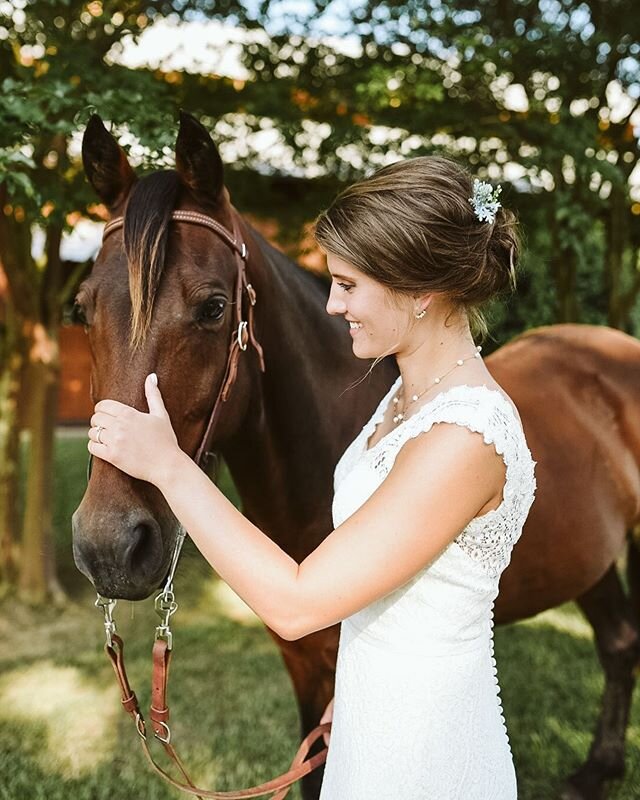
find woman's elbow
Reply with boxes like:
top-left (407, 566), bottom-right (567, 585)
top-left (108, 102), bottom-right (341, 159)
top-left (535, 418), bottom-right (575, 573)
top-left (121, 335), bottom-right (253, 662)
top-left (277, 614), bottom-right (336, 641)
top-left (278, 618), bottom-right (308, 641)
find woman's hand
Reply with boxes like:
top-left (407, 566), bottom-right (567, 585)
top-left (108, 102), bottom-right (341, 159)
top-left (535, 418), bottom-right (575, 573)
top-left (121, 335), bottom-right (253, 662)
top-left (319, 696), bottom-right (334, 747)
top-left (87, 373), bottom-right (184, 487)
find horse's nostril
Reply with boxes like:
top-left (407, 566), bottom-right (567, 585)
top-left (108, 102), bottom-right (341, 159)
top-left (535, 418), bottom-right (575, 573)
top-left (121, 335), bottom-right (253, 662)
top-left (123, 519), bottom-right (163, 581)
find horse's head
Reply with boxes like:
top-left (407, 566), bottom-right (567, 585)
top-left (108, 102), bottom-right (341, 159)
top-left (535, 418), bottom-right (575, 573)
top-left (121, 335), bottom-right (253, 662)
top-left (72, 112), bottom-right (264, 600)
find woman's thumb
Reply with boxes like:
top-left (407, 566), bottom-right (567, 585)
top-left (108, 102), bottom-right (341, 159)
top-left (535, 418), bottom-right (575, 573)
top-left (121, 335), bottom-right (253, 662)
top-left (145, 373), bottom-right (167, 416)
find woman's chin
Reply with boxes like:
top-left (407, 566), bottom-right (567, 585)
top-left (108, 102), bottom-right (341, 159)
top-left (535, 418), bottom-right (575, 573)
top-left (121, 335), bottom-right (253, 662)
top-left (351, 338), bottom-right (378, 360)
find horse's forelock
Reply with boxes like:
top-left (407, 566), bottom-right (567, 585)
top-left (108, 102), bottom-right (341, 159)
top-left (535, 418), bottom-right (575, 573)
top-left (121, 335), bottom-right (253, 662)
top-left (123, 170), bottom-right (181, 350)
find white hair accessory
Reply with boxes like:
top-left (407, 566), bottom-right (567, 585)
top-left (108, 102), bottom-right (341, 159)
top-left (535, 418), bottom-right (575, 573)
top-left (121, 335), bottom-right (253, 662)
top-left (468, 179), bottom-right (502, 224)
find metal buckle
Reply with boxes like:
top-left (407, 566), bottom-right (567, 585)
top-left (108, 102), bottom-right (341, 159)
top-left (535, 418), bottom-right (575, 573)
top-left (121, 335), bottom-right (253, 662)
top-left (240, 242), bottom-right (248, 259)
top-left (135, 713), bottom-right (147, 740)
top-left (95, 594), bottom-right (118, 647)
top-left (153, 720), bottom-right (172, 744)
top-left (154, 589), bottom-right (178, 649)
top-left (236, 320), bottom-right (248, 351)
top-left (245, 283), bottom-right (257, 306)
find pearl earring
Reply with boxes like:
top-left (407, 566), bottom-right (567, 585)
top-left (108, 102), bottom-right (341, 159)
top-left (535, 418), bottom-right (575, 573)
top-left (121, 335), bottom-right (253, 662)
top-left (414, 308), bottom-right (427, 320)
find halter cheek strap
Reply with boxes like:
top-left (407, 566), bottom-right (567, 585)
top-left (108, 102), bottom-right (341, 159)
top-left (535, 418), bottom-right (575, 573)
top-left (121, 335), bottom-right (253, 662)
top-left (101, 207), bottom-right (266, 468)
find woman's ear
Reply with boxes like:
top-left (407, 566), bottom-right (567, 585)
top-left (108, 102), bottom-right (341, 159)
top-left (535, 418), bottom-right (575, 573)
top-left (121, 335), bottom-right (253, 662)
top-left (413, 293), bottom-right (434, 317)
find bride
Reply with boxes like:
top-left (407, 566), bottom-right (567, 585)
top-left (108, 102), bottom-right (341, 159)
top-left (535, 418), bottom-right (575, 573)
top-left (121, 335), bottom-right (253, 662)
top-left (88, 155), bottom-right (537, 799)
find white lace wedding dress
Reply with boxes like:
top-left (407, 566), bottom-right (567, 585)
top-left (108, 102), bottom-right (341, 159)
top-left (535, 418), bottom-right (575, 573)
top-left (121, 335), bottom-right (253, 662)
top-left (319, 378), bottom-right (537, 800)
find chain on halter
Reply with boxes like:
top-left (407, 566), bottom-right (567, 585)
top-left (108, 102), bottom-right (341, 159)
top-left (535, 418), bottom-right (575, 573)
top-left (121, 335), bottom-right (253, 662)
top-left (153, 526), bottom-right (185, 650)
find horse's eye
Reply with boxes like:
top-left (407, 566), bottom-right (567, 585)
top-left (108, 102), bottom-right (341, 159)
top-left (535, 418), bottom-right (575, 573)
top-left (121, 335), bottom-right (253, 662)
top-left (70, 301), bottom-right (88, 327)
top-left (198, 297), bottom-right (226, 323)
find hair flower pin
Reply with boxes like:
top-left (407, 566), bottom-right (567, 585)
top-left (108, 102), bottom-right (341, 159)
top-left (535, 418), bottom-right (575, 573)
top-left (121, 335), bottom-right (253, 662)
top-left (468, 179), bottom-right (502, 224)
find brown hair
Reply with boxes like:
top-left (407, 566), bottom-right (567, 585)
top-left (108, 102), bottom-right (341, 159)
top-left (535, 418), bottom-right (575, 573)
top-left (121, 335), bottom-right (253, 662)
top-left (314, 156), bottom-right (520, 341)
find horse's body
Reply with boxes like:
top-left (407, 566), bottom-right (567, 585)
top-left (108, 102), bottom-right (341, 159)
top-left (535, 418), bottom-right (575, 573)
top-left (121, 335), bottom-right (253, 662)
top-left (73, 113), bottom-right (640, 800)
top-left (492, 325), bottom-right (640, 623)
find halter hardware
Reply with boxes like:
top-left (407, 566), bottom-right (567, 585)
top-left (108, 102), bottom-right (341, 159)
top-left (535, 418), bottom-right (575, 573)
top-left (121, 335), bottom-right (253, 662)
top-left (95, 595), bottom-right (118, 647)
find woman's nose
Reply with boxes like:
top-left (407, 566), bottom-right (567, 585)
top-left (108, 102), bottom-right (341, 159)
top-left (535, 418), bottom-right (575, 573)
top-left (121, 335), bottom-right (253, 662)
top-left (326, 285), bottom-right (346, 316)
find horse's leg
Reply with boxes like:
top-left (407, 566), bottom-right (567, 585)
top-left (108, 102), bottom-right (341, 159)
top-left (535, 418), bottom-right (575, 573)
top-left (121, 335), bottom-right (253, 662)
top-left (270, 626), bottom-right (339, 800)
top-left (562, 547), bottom-right (640, 800)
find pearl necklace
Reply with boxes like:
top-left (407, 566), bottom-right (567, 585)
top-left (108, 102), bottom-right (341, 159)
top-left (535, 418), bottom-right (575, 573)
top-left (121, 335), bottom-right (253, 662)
top-left (392, 344), bottom-right (483, 425)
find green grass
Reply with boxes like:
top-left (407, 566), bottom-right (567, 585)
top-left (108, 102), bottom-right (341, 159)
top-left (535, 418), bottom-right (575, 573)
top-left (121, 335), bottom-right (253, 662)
top-left (1, 432), bottom-right (639, 799)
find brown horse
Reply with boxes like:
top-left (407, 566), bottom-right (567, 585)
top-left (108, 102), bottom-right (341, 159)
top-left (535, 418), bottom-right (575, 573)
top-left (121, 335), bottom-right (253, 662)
top-left (72, 112), bottom-right (640, 800)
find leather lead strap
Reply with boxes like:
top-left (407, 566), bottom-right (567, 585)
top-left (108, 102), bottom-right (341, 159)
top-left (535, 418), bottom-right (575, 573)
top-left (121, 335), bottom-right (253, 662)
top-left (150, 639), bottom-right (172, 738)
top-left (105, 634), bottom-right (141, 721)
top-left (138, 723), bottom-right (330, 799)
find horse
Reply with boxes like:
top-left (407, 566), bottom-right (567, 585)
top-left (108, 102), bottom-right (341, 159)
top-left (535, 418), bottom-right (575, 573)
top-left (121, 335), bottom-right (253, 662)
top-left (72, 112), bottom-right (640, 800)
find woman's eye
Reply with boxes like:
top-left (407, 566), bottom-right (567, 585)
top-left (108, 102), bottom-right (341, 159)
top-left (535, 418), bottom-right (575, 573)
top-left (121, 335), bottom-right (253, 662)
top-left (198, 297), bottom-right (226, 322)
top-left (337, 282), bottom-right (354, 292)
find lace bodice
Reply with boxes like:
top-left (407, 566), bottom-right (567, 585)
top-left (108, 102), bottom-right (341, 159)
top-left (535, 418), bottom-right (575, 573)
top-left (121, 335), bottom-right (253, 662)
top-left (333, 376), bottom-right (537, 577)
top-left (319, 378), bottom-right (537, 799)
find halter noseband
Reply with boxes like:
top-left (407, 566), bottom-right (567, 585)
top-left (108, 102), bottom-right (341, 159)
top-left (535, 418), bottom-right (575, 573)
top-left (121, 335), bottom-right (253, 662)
top-left (100, 207), bottom-right (266, 470)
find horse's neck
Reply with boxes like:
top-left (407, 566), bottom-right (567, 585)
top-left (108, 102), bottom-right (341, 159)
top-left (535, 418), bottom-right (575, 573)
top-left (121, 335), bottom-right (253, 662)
top-left (221, 229), bottom-right (396, 560)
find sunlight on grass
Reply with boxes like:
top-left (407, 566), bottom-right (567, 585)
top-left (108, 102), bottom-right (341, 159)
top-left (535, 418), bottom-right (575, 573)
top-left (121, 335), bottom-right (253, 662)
top-left (0, 661), bottom-right (119, 778)
top-left (520, 604), bottom-right (594, 640)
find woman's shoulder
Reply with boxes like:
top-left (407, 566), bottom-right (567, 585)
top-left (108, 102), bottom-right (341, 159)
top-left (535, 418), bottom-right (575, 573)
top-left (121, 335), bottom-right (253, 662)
top-left (406, 380), bottom-right (522, 434)
top-left (391, 381), bottom-right (533, 486)
top-left (444, 382), bottom-right (520, 420)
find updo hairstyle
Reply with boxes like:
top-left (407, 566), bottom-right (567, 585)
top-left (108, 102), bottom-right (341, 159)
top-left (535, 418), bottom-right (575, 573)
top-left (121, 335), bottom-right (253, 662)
top-left (314, 156), bottom-right (520, 341)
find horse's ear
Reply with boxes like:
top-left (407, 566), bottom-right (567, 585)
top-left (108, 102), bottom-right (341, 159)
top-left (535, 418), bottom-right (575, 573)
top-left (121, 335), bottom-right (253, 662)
top-left (82, 114), bottom-right (136, 210)
top-left (175, 110), bottom-right (224, 207)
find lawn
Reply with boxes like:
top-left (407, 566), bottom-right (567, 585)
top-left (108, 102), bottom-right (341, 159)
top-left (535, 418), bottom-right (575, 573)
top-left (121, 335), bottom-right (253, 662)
top-left (0, 432), bottom-right (639, 799)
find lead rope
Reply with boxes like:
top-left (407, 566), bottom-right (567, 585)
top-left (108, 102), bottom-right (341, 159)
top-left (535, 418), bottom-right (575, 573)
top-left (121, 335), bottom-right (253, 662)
top-left (96, 533), bottom-right (331, 800)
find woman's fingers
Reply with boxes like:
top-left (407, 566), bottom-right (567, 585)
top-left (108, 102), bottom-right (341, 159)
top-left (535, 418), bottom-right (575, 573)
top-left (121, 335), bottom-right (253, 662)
top-left (94, 399), bottom-right (132, 416)
top-left (320, 696), bottom-right (334, 747)
top-left (87, 437), bottom-right (108, 458)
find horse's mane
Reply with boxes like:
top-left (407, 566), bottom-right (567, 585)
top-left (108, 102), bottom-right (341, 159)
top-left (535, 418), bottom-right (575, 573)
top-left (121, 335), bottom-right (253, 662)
top-left (124, 170), bottom-right (181, 350)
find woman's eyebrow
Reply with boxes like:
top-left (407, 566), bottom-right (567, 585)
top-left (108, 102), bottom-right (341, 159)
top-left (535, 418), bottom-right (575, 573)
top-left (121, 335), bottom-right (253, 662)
top-left (329, 272), bottom-right (355, 281)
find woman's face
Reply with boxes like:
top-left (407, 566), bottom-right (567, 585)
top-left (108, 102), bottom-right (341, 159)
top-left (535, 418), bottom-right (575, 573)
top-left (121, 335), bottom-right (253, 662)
top-left (325, 253), bottom-right (412, 359)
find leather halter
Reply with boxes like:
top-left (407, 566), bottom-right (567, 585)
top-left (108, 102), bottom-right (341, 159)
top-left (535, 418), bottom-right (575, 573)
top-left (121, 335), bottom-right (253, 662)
top-left (101, 207), bottom-right (266, 469)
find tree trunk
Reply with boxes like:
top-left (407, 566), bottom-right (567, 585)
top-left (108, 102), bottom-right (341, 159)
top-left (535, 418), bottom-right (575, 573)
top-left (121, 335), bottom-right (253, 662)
top-left (2, 182), bottom-right (67, 603)
top-left (554, 250), bottom-right (579, 322)
top-left (549, 203), bottom-right (579, 323)
top-left (605, 182), bottom-right (628, 329)
top-left (18, 321), bottom-right (65, 604)
top-left (0, 297), bottom-right (24, 587)
top-left (618, 246), bottom-right (640, 334)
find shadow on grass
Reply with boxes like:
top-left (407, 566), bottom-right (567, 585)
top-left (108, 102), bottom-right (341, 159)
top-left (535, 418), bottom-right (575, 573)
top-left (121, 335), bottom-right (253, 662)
top-left (0, 596), bottom-right (305, 800)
